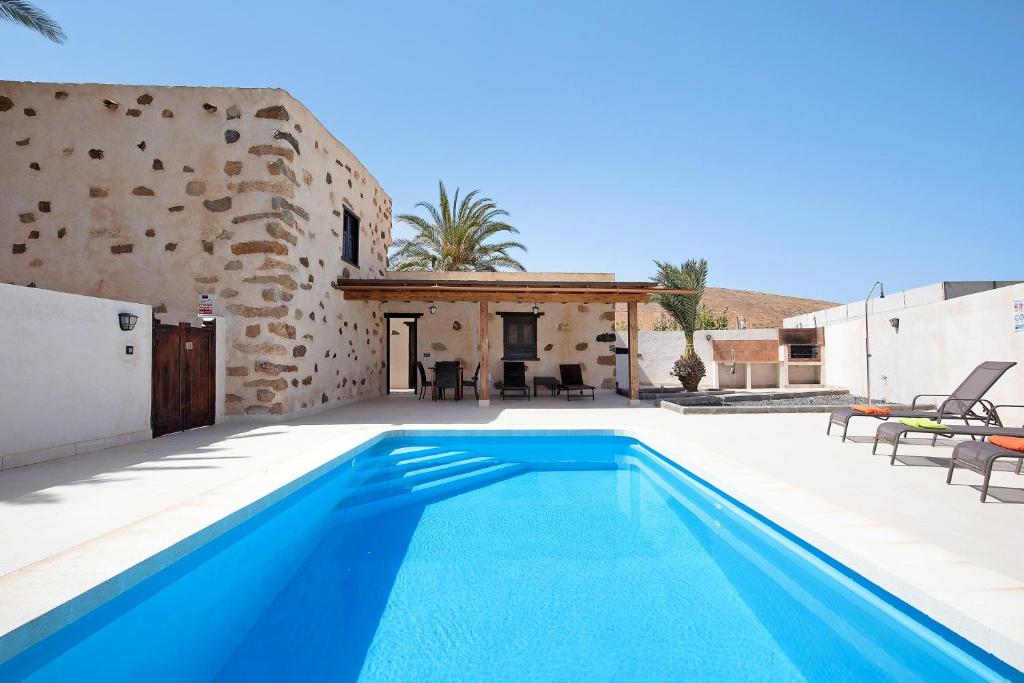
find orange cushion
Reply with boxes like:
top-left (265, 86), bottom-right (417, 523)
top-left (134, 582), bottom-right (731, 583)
top-left (852, 405), bottom-right (890, 415)
top-left (990, 436), bottom-right (1024, 453)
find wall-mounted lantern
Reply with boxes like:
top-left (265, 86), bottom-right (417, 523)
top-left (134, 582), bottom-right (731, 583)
top-left (532, 303), bottom-right (540, 315)
top-left (118, 312), bottom-right (139, 331)
top-left (889, 317), bottom-right (900, 332)
top-left (428, 302), bottom-right (437, 315)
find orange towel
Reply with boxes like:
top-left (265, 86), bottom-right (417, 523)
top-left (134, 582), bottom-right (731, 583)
top-left (852, 405), bottom-right (890, 415)
top-left (990, 436), bottom-right (1024, 453)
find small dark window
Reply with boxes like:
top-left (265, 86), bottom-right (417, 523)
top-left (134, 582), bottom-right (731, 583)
top-left (342, 208), bottom-right (359, 266)
top-left (502, 314), bottom-right (538, 360)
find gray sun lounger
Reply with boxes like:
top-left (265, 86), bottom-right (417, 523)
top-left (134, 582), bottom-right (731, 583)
top-left (873, 419), bottom-right (1024, 463)
top-left (946, 439), bottom-right (1024, 502)
top-left (826, 361), bottom-right (1017, 441)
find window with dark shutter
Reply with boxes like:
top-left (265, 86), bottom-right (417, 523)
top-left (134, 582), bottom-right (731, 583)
top-left (342, 208), bottom-right (359, 266)
top-left (501, 313), bottom-right (539, 360)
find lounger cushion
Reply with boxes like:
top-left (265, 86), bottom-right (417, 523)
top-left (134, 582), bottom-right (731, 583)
top-left (990, 436), bottom-right (1024, 453)
top-left (852, 405), bottom-right (890, 415)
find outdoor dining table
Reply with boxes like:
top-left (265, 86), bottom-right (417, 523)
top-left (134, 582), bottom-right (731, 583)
top-left (429, 363), bottom-right (464, 401)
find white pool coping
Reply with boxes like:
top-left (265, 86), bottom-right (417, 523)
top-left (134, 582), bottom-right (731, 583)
top-left (1, 398), bottom-right (1022, 671)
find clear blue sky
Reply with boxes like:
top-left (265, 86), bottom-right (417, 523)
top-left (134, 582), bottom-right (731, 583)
top-left (4, 1), bottom-right (1021, 302)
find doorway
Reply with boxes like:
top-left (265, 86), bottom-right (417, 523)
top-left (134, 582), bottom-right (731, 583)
top-left (152, 320), bottom-right (216, 437)
top-left (385, 313), bottom-right (420, 394)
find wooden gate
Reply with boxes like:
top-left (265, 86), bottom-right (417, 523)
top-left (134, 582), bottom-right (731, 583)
top-left (152, 321), bottom-right (216, 437)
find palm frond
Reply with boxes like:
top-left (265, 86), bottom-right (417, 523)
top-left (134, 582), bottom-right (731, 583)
top-left (0, 0), bottom-right (66, 43)
top-left (388, 180), bottom-right (526, 272)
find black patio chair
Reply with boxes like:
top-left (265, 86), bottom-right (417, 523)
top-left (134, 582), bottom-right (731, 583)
top-left (434, 362), bottom-right (461, 401)
top-left (463, 362), bottom-right (480, 400)
top-left (415, 361), bottom-right (432, 401)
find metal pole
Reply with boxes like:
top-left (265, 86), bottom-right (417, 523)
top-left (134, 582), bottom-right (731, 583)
top-left (864, 281), bottom-right (884, 405)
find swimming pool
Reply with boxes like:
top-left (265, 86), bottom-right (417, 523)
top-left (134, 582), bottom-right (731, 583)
top-left (1, 432), bottom-right (1020, 681)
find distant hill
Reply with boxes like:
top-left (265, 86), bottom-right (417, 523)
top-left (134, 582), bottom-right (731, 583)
top-left (615, 287), bottom-right (835, 330)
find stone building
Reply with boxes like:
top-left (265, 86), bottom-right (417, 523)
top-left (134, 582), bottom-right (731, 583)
top-left (2, 81), bottom-right (681, 433)
top-left (1, 81), bottom-right (392, 417)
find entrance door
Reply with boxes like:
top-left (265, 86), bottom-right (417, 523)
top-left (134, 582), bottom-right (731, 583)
top-left (152, 321), bottom-right (216, 437)
top-left (386, 315), bottom-right (419, 393)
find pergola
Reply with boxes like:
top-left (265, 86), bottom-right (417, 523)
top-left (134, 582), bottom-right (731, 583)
top-left (335, 278), bottom-right (695, 405)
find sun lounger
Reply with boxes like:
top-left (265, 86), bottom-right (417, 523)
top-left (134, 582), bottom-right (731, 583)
top-left (826, 361), bottom-right (1016, 441)
top-left (499, 362), bottom-right (530, 400)
top-left (873, 417), bottom-right (1024, 463)
top-left (946, 437), bottom-right (1024, 502)
top-left (559, 364), bottom-right (595, 401)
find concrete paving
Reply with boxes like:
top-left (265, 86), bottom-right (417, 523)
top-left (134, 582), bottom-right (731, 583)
top-left (1, 394), bottom-right (1023, 668)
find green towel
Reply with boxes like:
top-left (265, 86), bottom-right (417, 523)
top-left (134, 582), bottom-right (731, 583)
top-left (899, 417), bottom-right (950, 430)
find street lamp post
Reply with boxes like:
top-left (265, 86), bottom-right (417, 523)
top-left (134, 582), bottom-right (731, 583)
top-left (864, 281), bottom-right (885, 404)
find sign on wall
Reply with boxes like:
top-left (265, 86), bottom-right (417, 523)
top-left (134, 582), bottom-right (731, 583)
top-left (197, 293), bottom-right (214, 321)
top-left (1014, 299), bottom-right (1024, 333)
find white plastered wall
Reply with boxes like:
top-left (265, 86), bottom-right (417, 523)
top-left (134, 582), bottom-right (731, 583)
top-left (0, 284), bottom-right (153, 468)
top-left (792, 284), bottom-right (1024, 416)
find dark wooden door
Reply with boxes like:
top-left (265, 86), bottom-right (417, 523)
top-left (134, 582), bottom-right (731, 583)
top-left (152, 321), bottom-right (216, 437)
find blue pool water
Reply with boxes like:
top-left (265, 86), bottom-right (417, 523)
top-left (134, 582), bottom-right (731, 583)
top-left (1, 433), bottom-right (1020, 681)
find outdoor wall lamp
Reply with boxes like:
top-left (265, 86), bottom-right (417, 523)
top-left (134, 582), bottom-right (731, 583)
top-left (118, 312), bottom-right (139, 331)
top-left (532, 304), bottom-right (540, 315)
top-left (889, 317), bottom-right (900, 332)
top-left (864, 281), bottom-right (885, 404)
top-left (428, 302), bottom-right (437, 315)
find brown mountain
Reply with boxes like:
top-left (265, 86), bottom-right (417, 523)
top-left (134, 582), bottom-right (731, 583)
top-left (615, 287), bottom-right (835, 330)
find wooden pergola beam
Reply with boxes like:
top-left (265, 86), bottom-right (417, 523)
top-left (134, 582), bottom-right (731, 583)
top-left (343, 290), bottom-right (654, 304)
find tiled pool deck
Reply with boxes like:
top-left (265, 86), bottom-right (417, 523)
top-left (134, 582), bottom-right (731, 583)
top-left (1, 394), bottom-right (1023, 669)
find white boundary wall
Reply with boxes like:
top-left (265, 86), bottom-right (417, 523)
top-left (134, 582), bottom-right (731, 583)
top-left (787, 283), bottom-right (1024, 411)
top-left (0, 284), bottom-right (153, 469)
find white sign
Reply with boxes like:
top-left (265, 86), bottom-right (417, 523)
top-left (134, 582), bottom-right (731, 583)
top-left (1014, 299), bottom-right (1024, 333)
top-left (198, 294), bottom-right (215, 320)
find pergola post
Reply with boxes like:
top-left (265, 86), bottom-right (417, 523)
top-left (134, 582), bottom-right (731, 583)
top-left (627, 301), bottom-right (639, 405)
top-left (478, 300), bottom-right (490, 406)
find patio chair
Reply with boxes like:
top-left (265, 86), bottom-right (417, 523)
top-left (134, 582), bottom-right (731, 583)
top-left (873, 416), bottom-right (1024, 463)
top-left (434, 362), bottom-right (461, 401)
top-left (559, 364), bottom-right (595, 401)
top-left (499, 362), bottom-right (530, 400)
top-left (826, 361), bottom-right (1016, 441)
top-left (946, 437), bottom-right (1024, 502)
top-left (415, 361), bottom-right (432, 401)
top-left (463, 362), bottom-right (480, 400)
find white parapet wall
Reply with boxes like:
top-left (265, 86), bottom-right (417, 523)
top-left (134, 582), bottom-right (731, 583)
top-left (0, 284), bottom-right (153, 469)
top-left (787, 282), bottom-right (1024, 411)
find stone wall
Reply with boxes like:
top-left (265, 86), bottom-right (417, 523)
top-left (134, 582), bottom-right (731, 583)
top-left (388, 301), bottom-right (618, 391)
top-left (1, 81), bottom-right (392, 416)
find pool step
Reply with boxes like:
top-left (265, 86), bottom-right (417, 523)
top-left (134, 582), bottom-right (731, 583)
top-left (335, 462), bottom-right (526, 523)
top-left (359, 451), bottom-right (482, 483)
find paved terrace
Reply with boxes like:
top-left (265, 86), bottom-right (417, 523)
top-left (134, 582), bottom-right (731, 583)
top-left (1, 395), bottom-right (1023, 668)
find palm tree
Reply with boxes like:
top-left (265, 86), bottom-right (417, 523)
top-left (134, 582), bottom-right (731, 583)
top-left (651, 258), bottom-right (709, 356)
top-left (651, 259), bottom-right (709, 391)
top-left (390, 181), bottom-right (526, 272)
top-left (0, 1), bottom-right (66, 43)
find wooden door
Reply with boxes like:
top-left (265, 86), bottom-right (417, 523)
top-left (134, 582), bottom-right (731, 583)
top-left (185, 325), bottom-right (216, 430)
top-left (152, 321), bottom-right (216, 437)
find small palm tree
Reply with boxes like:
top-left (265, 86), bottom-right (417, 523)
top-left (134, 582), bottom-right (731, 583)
top-left (0, 1), bottom-right (66, 43)
top-left (390, 181), bottom-right (526, 272)
top-left (651, 259), bottom-right (709, 391)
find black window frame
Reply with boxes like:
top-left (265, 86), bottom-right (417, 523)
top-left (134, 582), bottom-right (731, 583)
top-left (500, 312), bottom-right (540, 361)
top-left (342, 207), bottom-right (360, 266)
